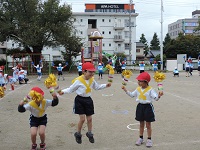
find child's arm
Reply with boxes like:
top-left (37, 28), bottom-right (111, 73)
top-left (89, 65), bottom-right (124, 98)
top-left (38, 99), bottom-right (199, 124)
top-left (122, 86), bottom-right (137, 98)
top-left (92, 80), bottom-right (111, 90)
top-left (58, 81), bottom-right (79, 95)
top-left (18, 100), bottom-right (26, 112)
top-left (51, 93), bottom-right (59, 107)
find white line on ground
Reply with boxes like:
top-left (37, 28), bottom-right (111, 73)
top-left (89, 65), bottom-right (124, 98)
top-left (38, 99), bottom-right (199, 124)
top-left (165, 91), bottom-right (200, 105)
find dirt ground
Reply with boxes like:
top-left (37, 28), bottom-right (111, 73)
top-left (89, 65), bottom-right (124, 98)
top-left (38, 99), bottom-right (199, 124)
top-left (0, 71), bottom-right (200, 150)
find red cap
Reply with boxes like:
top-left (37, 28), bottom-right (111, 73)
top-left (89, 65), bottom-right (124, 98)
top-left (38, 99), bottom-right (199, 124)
top-left (31, 87), bottom-right (44, 96)
top-left (154, 61), bottom-right (157, 64)
top-left (82, 62), bottom-right (96, 71)
top-left (136, 72), bottom-right (151, 82)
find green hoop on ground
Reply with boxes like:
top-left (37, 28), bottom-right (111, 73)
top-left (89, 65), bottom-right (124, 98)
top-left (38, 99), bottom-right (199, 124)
top-left (127, 123), bottom-right (147, 131)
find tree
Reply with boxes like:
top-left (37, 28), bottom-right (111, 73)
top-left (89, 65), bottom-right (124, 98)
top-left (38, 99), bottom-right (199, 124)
top-left (0, 0), bottom-right (81, 64)
top-left (139, 33), bottom-right (149, 56)
top-left (150, 33), bottom-right (160, 50)
top-left (194, 19), bottom-right (200, 32)
top-left (163, 33), bottom-right (172, 57)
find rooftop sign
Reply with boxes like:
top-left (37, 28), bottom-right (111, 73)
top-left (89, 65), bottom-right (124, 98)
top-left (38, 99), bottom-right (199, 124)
top-left (96, 4), bottom-right (124, 9)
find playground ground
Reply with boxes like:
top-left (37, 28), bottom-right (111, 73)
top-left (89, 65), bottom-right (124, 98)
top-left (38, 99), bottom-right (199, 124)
top-left (0, 70), bottom-right (200, 150)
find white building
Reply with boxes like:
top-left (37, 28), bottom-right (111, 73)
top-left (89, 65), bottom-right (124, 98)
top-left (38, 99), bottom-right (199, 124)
top-left (73, 3), bottom-right (138, 63)
top-left (168, 10), bottom-right (200, 39)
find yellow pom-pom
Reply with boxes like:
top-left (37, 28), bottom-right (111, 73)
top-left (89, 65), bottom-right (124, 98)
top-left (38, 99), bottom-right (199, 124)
top-left (122, 70), bottom-right (133, 79)
top-left (153, 71), bottom-right (166, 82)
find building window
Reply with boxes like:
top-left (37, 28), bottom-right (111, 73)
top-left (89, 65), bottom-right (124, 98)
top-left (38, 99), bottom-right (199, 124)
top-left (102, 19), bottom-right (104, 22)
top-left (124, 31), bottom-right (129, 38)
top-left (109, 31), bottom-right (111, 34)
top-left (103, 43), bottom-right (105, 47)
top-left (80, 19), bottom-right (83, 22)
top-left (125, 43), bottom-right (130, 49)
top-left (136, 49), bottom-right (140, 53)
top-left (102, 31), bottom-right (104, 34)
top-left (109, 19), bottom-right (111, 22)
top-left (80, 31), bottom-right (83, 34)
top-left (53, 56), bottom-right (61, 61)
top-left (109, 43), bottom-right (111, 47)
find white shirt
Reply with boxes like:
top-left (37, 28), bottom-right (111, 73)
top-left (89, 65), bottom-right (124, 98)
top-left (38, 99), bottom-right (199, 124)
top-left (62, 79), bottom-right (107, 97)
top-left (126, 87), bottom-right (159, 104)
top-left (23, 99), bottom-right (52, 117)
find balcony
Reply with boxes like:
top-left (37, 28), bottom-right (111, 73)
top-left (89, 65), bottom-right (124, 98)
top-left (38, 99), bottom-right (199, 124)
top-left (113, 23), bottom-right (124, 30)
top-left (114, 47), bottom-right (125, 54)
top-left (113, 35), bottom-right (124, 42)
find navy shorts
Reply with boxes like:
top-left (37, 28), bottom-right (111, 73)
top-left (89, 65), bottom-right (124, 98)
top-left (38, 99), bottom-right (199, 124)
top-left (185, 67), bottom-right (189, 72)
top-left (58, 71), bottom-right (63, 75)
top-left (135, 103), bottom-right (155, 122)
top-left (29, 114), bottom-right (47, 127)
top-left (74, 95), bottom-right (94, 116)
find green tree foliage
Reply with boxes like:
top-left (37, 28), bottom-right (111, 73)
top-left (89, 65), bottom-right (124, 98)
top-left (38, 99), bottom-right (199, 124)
top-left (194, 19), bottom-right (200, 32)
top-left (150, 33), bottom-right (160, 50)
top-left (139, 33), bottom-right (149, 56)
top-left (0, 0), bottom-right (81, 64)
top-left (164, 33), bottom-right (200, 58)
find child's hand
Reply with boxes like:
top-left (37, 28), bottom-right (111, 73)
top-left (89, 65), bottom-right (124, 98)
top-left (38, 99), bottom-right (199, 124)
top-left (58, 91), bottom-right (64, 95)
top-left (52, 92), bottom-right (57, 97)
top-left (19, 100), bottom-right (25, 106)
top-left (158, 91), bottom-right (163, 97)
top-left (106, 83), bottom-right (111, 87)
top-left (121, 86), bottom-right (127, 92)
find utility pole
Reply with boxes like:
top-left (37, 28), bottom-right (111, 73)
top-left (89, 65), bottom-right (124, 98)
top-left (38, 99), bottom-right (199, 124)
top-left (129, 0), bottom-right (133, 65)
top-left (160, 0), bottom-right (164, 70)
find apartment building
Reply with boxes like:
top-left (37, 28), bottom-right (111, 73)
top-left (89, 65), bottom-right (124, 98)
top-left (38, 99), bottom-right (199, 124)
top-left (168, 10), bottom-right (200, 39)
top-left (73, 3), bottom-right (138, 62)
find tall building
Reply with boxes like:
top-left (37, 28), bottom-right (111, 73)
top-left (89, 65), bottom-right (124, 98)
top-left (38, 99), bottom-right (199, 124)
top-left (73, 3), bottom-right (138, 63)
top-left (168, 10), bottom-right (200, 39)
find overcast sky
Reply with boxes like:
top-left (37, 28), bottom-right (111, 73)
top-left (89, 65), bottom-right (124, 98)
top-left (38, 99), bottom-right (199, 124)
top-left (61, 0), bottom-right (200, 43)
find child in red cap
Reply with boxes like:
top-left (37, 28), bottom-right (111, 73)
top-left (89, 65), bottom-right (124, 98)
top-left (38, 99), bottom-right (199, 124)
top-left (18, 87), bottom-right (59, 150)
top-left (59, 62), bottom-right (111, 144)
top-left (122, 72), bottom-right (163, 148)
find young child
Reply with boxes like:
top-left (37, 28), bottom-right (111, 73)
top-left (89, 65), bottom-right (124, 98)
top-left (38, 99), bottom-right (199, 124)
top-left (77, 62), bottom-right (82, 76)
top-left (58, 62), bottom-right (111, 144)
top-left (32, 62), bottom-right (43, 81)
top-left (0, 66), bottom-right (5, 87)
top-left (53, 63), bottom-right (67, 81)
top-left (18, 87), bottom-right (59, 150)
top-left (98, 63), bottom-right (103, 79)
top-left (173, 67), bottom-right (179, 77)
top-left (122, 72), bottom-right (163, 148)
top-left (152, 61), bottom-right (158, 72)
top-left (139, 61), bottom-right (145, 73)
top-left (4, 74), bottom-right (17, 90)
top-left (198, 59), bottom-right (200, 76)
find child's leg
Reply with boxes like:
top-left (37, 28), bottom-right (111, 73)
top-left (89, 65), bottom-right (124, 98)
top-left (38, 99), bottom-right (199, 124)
top-left (77, 115), bottom-right (85, 132)
top-left (86, 115), bottom-right (94, 143)
top-left (139, 121), bottom-right (145, 137)
top-left (38, 125), bottom-right (46, 144)
top-left (146, 122), bottom-right (152, 139)
top-left (31, 127), bottom-right (38, 145)
top-left (86, 115), bottom-right (92, 132)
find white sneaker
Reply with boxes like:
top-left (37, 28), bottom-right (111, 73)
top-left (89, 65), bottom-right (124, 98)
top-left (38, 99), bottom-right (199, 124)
top-left (135, 138), bottom-right (144, 146)
top-left (146, 139), bottom-right (153, 147)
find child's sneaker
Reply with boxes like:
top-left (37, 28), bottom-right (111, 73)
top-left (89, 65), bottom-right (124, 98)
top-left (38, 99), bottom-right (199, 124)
top-left (146, 139), bottom-right (153, 147)
top-left (31, 144), bottom-right (37, 150)
top-left (40, 143), bottom-right (46, 150)
top-left (86, 132), bottom-right (95, 143)
top-left (74, 132), bottom-right (82, 144)
top-left (135, 138), bottom-right (144, 146)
